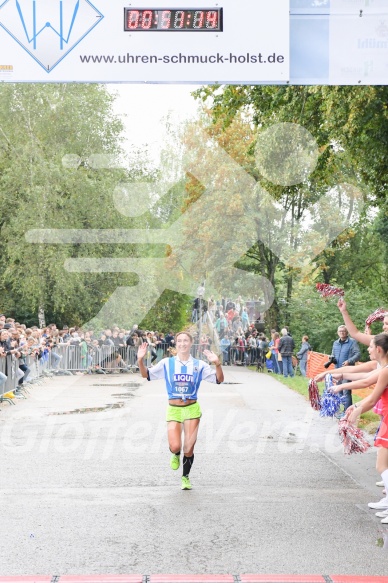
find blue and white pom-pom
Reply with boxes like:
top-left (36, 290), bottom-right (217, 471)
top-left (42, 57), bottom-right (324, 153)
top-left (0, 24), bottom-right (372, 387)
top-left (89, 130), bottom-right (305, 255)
top-left (319, 374), bottom-right (345, 417)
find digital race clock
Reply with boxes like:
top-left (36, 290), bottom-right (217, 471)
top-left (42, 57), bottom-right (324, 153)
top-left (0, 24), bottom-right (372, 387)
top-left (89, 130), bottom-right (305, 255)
top-left (124, 8), bottom-right (223, 31)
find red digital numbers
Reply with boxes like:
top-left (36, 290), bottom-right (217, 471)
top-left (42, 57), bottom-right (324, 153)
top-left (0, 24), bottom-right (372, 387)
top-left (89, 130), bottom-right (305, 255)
top-left (127, 10), bottom-right (140, 29)
top-left (141, 9), bottom-right (153, 29)
top-left (125, 8), bottom-right (221, 31)
top-left (206, 10), bottom-right (218, 29)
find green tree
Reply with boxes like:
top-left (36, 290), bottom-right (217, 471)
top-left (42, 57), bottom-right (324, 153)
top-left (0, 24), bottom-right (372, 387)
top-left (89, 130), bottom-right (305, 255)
top-left (288, 283), bottom-right (387, 358)
top-left (189, 85), bottom-right (387, 328)
top-left (0, 84), bottom-right (152, 327)
top-left (139, 289), bottom-right (192, 333)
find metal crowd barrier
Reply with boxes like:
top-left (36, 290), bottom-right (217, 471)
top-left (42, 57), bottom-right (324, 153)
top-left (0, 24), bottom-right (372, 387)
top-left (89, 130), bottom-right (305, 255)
top-left (0, 345), bottom-right (144, 406)
top-left (0, 355), bottom-right (16, 400)
top-left (35, 343), bottom-right (153, 373)
top-left (0, 339), bottom-right (233, 406)
top-left (0, 357), bottom-right (8, 398)
top-left (0, 343), bottom-right (155, 406)
top-left (190, 342), bottom-right (261, 366)
top-left (190, 343), bottom-right (221, 361)
top-left (219, 344), bottom-right (261, 366)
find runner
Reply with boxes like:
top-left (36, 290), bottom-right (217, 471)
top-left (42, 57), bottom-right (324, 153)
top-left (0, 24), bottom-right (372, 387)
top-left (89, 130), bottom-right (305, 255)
top-left (137, 331), bottom-right (224, 490)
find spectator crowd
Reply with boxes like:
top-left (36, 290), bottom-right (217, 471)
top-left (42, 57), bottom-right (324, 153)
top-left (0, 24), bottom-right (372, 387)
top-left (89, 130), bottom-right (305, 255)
top-left (0, 314), bottom-right (184, 398)
top-left (0, 293), bottom-right (313, 400)
top-left (207, 296), bottom-right (310, 378)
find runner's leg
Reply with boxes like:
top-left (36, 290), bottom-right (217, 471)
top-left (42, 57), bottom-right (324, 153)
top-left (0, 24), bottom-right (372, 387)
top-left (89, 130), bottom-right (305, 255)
top-left (167, 420), bottom-right (182, 454)
top-left (182, 417), bottom-right (200, 477)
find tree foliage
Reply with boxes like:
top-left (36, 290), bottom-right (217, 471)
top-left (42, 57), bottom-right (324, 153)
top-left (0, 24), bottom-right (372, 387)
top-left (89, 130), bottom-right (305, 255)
top-left (288, 284), bottom-right (386, 358)
top-left (186, 85), bottom-right (388, 339)
top-left (0, 84), bottom-right (155, 327)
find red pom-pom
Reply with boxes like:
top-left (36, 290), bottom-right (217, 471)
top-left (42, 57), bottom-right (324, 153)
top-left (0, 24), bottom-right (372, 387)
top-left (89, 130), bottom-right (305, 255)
top-left (308, 379), bottom-right (321, 411)
top-left (338, 411), bottom-right (370, 455)
top-left (365, 308), bottom-right (387, 326)
top-left (316, 283), bottom-right (345, 299)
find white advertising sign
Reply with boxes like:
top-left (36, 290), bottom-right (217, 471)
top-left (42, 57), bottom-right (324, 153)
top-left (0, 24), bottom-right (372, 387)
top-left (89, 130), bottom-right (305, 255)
top-left (330, 0), bottom-right (388, 14)
top-left (330, 14), bottom-right (388, 84)
top-left (0, 0), bottom-right (290, 83)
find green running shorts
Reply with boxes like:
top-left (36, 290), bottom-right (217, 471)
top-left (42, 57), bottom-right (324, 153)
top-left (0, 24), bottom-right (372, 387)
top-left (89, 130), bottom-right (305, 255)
top-left (166, 401), bottom-right (202, 423)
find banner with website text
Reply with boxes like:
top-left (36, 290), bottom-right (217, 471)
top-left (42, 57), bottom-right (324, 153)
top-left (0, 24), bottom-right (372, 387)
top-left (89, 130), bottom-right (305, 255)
top-left (1, 0), bottom-right (387, 84)
top-left (0, 0), bottom-right (290, 82)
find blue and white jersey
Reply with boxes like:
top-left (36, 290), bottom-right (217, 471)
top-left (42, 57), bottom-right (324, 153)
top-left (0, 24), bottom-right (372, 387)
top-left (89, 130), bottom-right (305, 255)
top-left (148, 356), bottom-right (218, 401)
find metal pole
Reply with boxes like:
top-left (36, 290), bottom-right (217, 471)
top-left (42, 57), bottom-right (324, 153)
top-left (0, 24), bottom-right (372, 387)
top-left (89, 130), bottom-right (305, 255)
top-left (196, 283), bottom-right (205, 360)
top-left (198, 295), bottom-right (202, 356)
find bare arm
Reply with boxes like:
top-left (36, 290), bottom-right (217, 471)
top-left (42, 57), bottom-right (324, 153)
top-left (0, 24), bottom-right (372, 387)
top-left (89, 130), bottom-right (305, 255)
top-left (341, 371), bottom-right (376, 381)
top-left (137, 342), bottom-right (149, 378)
top-left (331, 369), bottom-right (380, 392)
top-left (337, 299), bottom-right (373, 346)
top-left (203, 349), bottom-right (224, 383)
top-left (339, 361), bottom-right (376, 374)
top-left (315, 360), bottom-right (376, 382)
top-left (348, 367), bottom-right (388, 424)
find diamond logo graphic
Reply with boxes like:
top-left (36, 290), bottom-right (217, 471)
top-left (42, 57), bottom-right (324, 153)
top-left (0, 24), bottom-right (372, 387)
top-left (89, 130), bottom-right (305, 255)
top-left (0, 0), bottom-right (103, 73)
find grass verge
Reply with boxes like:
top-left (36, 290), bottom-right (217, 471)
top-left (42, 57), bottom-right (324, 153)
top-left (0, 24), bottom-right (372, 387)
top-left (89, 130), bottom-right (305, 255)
top-left (249, 368), bottom-right (380, 435)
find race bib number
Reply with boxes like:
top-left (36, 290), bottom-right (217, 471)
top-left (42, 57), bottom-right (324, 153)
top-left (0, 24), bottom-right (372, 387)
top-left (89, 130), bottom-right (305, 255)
top-left (173, 373), bottom-right (194, 395)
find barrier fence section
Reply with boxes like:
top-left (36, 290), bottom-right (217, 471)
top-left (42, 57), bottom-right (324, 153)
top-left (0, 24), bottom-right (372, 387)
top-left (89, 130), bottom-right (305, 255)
top-left (2, 343), bottom-right (328, 402)
top-left (0, 345), bottom-right (372, 405)
top-left (306, 351), bottom-right (335, 379)
top-left (45, 344), bottom-right (151, 373)
top-left (2, 338), bottom-right (306, 395)
top-left (0, 345), bottom-right (153, 403)
top-left (191, 341), bottom-right (260, 366)
top-left (0, 354), bottom-right (18, 402)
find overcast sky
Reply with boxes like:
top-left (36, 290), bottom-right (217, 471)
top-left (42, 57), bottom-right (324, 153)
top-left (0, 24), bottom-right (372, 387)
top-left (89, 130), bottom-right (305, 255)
top-left (108, 84), bottom-right (202, 162)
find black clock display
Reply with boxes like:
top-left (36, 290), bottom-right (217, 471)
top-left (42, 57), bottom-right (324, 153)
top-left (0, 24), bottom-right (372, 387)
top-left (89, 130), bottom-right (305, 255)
top-left (124, 8), bottom-right (223, 31)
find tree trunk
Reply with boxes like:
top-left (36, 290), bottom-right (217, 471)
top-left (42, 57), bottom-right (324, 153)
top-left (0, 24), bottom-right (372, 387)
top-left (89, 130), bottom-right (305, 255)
top-left (267, 299), bottom-right (280, 331)
top-left (284, 269), bottom-right (293, 326)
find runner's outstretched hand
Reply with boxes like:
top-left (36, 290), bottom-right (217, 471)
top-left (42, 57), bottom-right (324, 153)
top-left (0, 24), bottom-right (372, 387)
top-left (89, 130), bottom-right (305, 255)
top-left (203, 349), bottom-right (221, 365)
top-left (137, 342), bottom-right (148, 361)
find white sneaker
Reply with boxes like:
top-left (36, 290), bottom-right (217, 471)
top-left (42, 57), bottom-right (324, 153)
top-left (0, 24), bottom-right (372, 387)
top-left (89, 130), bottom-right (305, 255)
top-left (376, 509), bottom-right (388, 518)
top-left (382, 515), bottom-right (388, 524)
top-left (376, 480), bottom-right (384, 487)
top-left (368, 497), bottom-right (388, 509)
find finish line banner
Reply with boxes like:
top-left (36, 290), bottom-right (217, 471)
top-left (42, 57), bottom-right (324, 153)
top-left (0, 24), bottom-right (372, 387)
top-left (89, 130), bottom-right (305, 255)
top-left (0, 0), bottom-right (290, 83)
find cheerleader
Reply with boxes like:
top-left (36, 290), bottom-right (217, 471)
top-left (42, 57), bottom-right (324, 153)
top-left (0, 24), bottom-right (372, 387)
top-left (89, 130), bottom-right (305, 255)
top-left (345, 333), bottom-right (388, 521)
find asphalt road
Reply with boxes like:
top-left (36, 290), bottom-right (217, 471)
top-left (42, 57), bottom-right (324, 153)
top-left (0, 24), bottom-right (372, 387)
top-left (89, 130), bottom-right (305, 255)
top-left (0, 366), bottom-right (387, 576)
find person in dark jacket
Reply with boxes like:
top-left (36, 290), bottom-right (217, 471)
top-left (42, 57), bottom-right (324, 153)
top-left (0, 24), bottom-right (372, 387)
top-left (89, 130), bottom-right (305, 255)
top-left (278, 328), bottom-right (295, 378)
top-left (331, 325), bottom-right (360, 415)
